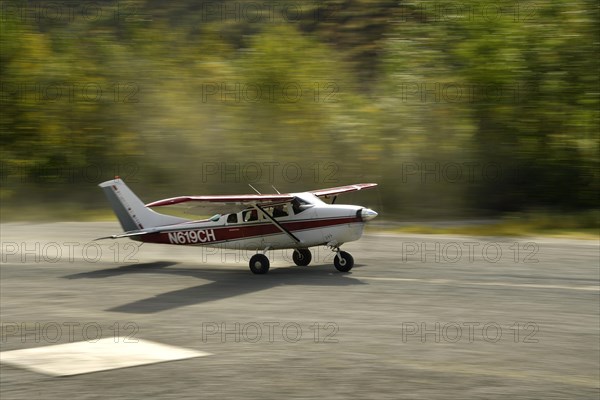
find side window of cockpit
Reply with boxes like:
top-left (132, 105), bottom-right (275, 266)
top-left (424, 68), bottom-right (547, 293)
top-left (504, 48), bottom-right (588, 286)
top-left (243, 209), bottom-right (258, 222)
top-left (227, 213), bottom-right (238, 224)
top-left (272, 205), bottom-right (288, 218)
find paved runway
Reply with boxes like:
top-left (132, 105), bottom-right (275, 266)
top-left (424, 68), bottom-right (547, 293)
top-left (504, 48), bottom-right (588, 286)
top-left (1, 222), bottom-right (598, 399)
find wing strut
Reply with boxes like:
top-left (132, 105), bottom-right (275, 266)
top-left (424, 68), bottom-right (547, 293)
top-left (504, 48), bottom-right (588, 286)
top-left (255, 204), bottom-right (301, 244)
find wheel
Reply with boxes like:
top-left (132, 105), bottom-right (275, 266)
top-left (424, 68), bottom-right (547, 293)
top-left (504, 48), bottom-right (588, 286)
top-left (292, 249), bottom-right (312, 266)
top-left (334, 251), bottom-right (354, 272)
top-left (249, 254), bottom-right (270, 274)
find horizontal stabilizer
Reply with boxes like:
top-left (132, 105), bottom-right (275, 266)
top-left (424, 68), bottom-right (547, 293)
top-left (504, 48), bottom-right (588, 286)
top-left (95, 231), bottom-right (152, 240)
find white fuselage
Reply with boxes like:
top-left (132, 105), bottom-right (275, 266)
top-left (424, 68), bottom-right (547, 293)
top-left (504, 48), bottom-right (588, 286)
top-left (137, 192), bottom-right (373, 251)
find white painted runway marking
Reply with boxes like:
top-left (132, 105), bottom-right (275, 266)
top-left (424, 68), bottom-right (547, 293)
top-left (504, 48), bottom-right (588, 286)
top-left (0, 338), bottom-right (211, 376)
top-left (358, 276), bottom-right (599, 292)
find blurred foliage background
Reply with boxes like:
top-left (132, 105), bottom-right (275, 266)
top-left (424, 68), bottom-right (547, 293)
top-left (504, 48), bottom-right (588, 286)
top-left (1, 0), bottom-right (598, 220)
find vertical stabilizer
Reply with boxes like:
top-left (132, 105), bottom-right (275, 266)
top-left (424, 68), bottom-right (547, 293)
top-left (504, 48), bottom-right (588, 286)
top-left (99, 178), bottom-right (189, 231)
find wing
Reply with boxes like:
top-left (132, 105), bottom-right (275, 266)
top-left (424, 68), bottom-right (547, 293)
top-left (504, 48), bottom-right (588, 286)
top-left (145, 194), bottom-right (295, 208)
top-left (310, 183), bottom-right (378, 198)
top-left (146, 183), bottom-right (377, 208)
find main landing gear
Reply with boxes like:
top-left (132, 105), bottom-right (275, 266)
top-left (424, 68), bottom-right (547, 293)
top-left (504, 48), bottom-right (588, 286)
top-left (248, 247), bottom-right (355, 274)
top-left (249, 254), bottom-right (270, 274)
top-left (293, 248), bottom-right (312, 266)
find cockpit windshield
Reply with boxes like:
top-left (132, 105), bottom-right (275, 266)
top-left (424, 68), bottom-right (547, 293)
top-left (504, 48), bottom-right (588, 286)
top-left (294, 192), bottom-right (326, 205)
top-left (291, 196), bottom-right (316, 214)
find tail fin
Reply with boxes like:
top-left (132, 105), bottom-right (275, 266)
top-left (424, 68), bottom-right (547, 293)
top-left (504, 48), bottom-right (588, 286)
top-left (99, 178), bottom-right (189, 232)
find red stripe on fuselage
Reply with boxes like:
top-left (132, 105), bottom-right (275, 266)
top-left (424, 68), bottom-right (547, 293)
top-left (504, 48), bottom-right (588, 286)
top-left (138, 216), bottom-right (361, 245)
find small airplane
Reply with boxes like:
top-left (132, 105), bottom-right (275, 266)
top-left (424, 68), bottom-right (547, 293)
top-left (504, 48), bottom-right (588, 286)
top-left (98, 178), bottom-right (378, 274)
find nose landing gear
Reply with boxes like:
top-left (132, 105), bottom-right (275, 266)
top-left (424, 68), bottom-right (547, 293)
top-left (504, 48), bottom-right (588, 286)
top-left (333, 250), bottom-right (354, 272)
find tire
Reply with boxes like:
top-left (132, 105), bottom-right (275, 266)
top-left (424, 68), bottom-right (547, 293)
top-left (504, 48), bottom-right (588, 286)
top-left (292, 249), bottom-right (312, 266)
top-left (249, 254), bottom-right (270, 274)
top-left (334, 251), bottom-right (354, 272)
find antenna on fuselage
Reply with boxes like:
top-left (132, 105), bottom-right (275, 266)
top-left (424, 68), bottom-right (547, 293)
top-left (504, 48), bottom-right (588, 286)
top-left (248, 184), bottom-right (261, 195)
top-left (271, 185), bottom-right (281, 194)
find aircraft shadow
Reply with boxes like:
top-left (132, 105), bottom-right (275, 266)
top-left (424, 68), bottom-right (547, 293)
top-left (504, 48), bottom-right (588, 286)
top-left (63, 262), bottom-right (366, 314)
top-left (64, 261), bottom-right (178, 279)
